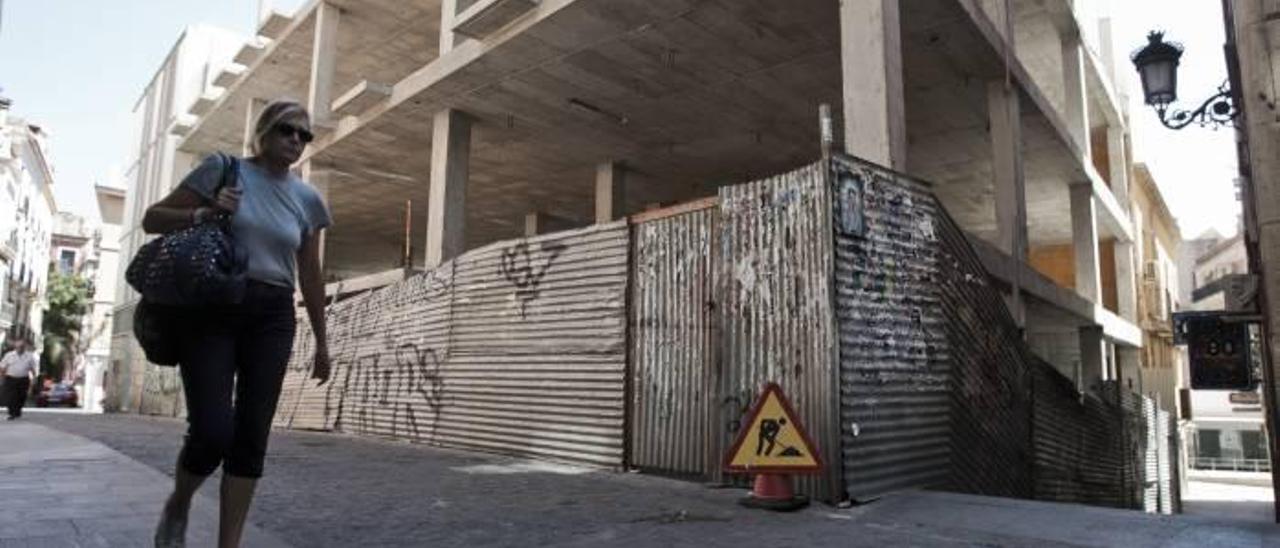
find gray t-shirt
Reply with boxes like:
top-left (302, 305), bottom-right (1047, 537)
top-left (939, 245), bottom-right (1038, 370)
top-left (180, 155), bottom-right (332, 289)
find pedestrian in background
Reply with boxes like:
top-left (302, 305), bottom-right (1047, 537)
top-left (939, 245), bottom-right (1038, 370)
top-left (0, 339), bottom-right (38, 420)
top-left (141, 99), bottom-right (332, 548)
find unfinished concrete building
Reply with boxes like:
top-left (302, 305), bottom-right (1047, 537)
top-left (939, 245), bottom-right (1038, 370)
top-left (132, 0), bottom-right (1183, 505)
top-left (180, 0), bottom-right (1142, 390)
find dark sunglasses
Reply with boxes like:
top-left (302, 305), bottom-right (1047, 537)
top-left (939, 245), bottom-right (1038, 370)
top-left (275, 123), bottom-right (314, 143)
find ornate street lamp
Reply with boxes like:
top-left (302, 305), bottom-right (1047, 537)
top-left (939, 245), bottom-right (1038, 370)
top-left (1131, 31), bottom-right (1238, 129)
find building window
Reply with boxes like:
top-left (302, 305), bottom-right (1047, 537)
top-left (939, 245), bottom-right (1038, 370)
top-left (1242, 430), bottom-right (1269, 461)
top-left (58, 249), bottom-right (76, 275)
top-left (1197, 429), bottom-right (1222, 459)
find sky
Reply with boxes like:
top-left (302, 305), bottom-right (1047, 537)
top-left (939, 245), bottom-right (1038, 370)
top-left (0, 0), bottom-right (301, 220)
top-left (1115, 0), bottom-right (1241, 240)
top-left (0, 0), bottom-right (1246, 238)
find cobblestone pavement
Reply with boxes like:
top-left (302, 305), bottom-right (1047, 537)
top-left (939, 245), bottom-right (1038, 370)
top-left (19, 412), bottom-right (1280, 547)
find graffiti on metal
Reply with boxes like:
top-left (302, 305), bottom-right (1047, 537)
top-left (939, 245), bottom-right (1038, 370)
top-left (499, 241), bottom-right (567, 318)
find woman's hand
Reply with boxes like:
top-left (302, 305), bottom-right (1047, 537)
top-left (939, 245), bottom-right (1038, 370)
top-left (214, 186), bottom-right (242, 213)
top-left (311, 344), bottom-right (332, 385)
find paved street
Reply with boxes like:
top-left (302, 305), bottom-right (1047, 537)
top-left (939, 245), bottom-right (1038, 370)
top-left (1184, 472), bottom-right (1276, 524)
top-left (3, 412), bottom-right (1276, 547)
top-left (0, 418), bottom-right (287, 547)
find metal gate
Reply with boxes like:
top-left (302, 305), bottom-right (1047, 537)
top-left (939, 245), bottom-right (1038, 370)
top-left (629, 200), bottom-right (719, 477)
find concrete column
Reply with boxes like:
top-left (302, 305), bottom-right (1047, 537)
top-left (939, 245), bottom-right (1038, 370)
top-left (1116, 346), bottom-right (1141, 392)
top-left (1106, 125), bottom-right (1129, 204)
top-left (989, 82), bottom-right (1026, 258)
top-left (1061, 34), bottom-right (1090, 159)
top-left (1070, 183), bottom-right (1102, 303)
top-left (989, 81), bottom-right (1027, 327)
top-left (439, 0), bottom-right (459, 54)
top-left (425, 109), bottom-right (471, 268)
top-left (839, 0), bottom-right (907, 170)
top-left (1115, 240), bottom-right (1138, 321)
top-left (308, 1), bottom-right (340, 126)
top-left (1079, 325), bottom-right (1106, 392)
top-left (242, 98), bottom-right (268, 156)
top-left (595, 162), bottom-right (625, 224)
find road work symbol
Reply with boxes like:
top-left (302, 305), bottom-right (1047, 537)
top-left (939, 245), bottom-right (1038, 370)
top-left (756, 417), bottom-right (789, 457)
top-left (725, 383), bottom-right (822, 472)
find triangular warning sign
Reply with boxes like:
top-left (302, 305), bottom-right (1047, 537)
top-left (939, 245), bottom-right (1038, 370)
top-left (724, 383), bottom-right (823, 473)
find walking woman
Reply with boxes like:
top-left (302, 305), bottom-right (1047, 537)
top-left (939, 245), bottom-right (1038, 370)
top-left (142, 100), bottom-right (332, 548)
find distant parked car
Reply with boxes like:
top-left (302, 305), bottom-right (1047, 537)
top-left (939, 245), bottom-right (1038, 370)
top-left (36, 382), bottom-right (78, 408)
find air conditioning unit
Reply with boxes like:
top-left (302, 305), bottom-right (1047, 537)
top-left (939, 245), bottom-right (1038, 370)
top-left (1142, 279), bottom-right (1161, 322)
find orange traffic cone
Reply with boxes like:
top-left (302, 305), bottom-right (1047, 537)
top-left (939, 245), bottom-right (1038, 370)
top-left (739, 473), bottom-right (810, 511)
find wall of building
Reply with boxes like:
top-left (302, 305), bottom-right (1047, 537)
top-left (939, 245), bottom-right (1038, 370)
top-left (107, 25), bottom-right (243, 411)
top-left (0, 109), bottom-right (55, 347)
top-left (1126, 165), bottom-right (1183, 420)
top-left (1193, 236), bottom-right (1248, 293)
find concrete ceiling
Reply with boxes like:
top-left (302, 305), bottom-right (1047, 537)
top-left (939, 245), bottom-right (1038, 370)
top-left (182, 0), bottom-right (442, 156)
top-left (181, 0), bottom-right (1122, 274)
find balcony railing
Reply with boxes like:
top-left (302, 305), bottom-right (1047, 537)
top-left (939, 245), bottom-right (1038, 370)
top-left (1191, 456), bottom-right (1271, 473)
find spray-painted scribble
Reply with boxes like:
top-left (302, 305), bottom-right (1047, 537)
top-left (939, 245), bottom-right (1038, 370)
top-left (499, 241), bottom-right (567, 317)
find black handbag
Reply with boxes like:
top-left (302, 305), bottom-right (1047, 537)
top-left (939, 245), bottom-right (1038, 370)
top-left (127, 153), bottom-right (248, 366)
top-left (132, 299), bottom-right (184, 366)
top-left (126, 153), bottom-right (248, 306)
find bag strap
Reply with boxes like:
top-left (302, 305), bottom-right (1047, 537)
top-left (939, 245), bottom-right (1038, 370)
top-left (214, 152), bottom-right (240, 195)
top-left (210, 153), bottom-right (240, 225)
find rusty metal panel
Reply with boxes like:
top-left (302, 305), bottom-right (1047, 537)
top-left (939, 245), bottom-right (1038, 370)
top-left (448, 222), bottom-right (629, 466)
top-left (630, 205), bottom-right (718, 477)
top-left (831, 156), bottom-right (953, 501)
top-left (718, 162), bottom-right (842, 501)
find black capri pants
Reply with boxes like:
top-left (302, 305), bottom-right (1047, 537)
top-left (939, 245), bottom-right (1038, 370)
top-left (178, 280), bottom-right (296, 478)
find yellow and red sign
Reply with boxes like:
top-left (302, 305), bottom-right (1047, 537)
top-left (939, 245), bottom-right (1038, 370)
top-left (724, 383), bottom-right (822, 473)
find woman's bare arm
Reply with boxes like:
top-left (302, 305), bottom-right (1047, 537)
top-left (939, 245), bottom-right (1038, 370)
top-left (297, 230), bottom-right (331, 383)
top-left (141, 187), bottom-right (207, 234)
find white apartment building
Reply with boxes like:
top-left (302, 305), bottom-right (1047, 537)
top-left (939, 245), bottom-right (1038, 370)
top-left (48, 184), bottom-right (124, 412)
top-left (0, 97), bottom-right (56, 350)
top-left (1183, 234), bottom-right (1269, 473)
top-left (107, 24), bottom-right (244, 412)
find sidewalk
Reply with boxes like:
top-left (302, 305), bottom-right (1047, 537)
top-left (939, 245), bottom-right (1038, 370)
top-left (0, 419), bottom-right (290, 548)
top-left (15, 412), bottom-right (1280, 547)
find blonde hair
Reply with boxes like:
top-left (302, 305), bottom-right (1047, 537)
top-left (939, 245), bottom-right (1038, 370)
top-left (250, 99), bottom-right (310, 156)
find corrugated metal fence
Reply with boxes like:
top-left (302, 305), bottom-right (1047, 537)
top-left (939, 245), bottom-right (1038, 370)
top-left (930, 181), bottom-right (1034, 500)
top-left (831, 156), bottom-right (956, 501)
top-left (272, 222), bottom-right (629, 467)
top-left (122, 155), bottom-right (1182, 511)
top-left (718, 163), bottom-right (842, 502)
top-left (630, 204), bottom-right (719, 477)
